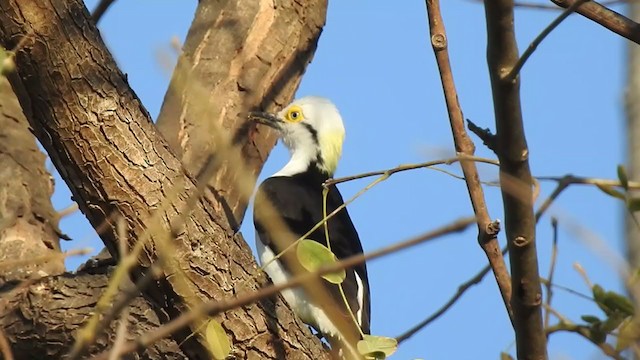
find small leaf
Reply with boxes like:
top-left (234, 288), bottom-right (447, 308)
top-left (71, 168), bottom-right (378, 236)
top-left (296, 239), bottom-right (346, 284)
top-left (628, 198), bottom-right (640, 213)
top-left (205, 318), bottom-right (231, 360)
top-left (363, 351), bottom-right (386, 360)
top-left (357, 335), bottom-right (397, 358)
top-left (601, 314), bottom-right (626, 333)
top-left (596, 184), bottom-right (625, 200)
top-left (589, 324), bottom-right (607, 344)
top-left (593, 285), bottom-right (635, 317)
top-left (581, 315), bottom-right (601, 324)
top-left (618, 165), bottom-right (629, 190)
top-left (617, 317), bottom-right (640, 351)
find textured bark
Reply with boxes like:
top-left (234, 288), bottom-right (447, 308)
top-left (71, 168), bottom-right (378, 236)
top-left (0, 268), bottom-right (188, 359)
top-left (626, 1), bottom-right (640, 278)
top-left (156, 0), bottom-right (326, 230)
top-left (0, 0), bottom-right (329, 358)
top-left (484, 1), bottom-right (547, 359)
top-left (0, 76), bottom-right (64, 285)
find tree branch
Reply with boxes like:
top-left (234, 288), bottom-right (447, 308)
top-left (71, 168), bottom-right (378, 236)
top-left (484, 0), bottom-right (547, 359)
top-left (551, 0), bottom-right (640, 44)
top-left (91, 217), bottom-right (475, 360)
top-left (426, 0), bottom-right (514, 321)
top-left (0, 0), bottom-right (329, 358)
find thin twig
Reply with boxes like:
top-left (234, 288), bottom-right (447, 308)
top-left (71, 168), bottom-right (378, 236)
top-left (537, 174), bottom-right (640, 189)
top-left (506, 0), bottom-right (589, 81)
top-left (91, 0), bottom-right (116, 24)
top-left (57, 202), bottom-right (79, 218)
top-left (324, 155), bottom-right (499, 187)
top-left (426, 0), bottom-right (513, 323)
top-left (551, 0), bottom-right (640, 44)
top-left (108, 308), bottom-right (129, 360)
top-left (544, 217), bottom-right (559, 332)
top-left (395, 244), bottom-right (506, 343)
top-left (90, 217), bottom-right (475, 360)
top-left (545, 320), bottom-right (624, 359)
top-left (395, 164), bottom-right (573, 344)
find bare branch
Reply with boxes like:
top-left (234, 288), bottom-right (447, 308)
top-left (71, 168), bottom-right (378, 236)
top-left (324, 155), bottom-right (499, 187)
top-left (426, 0), bottom-right (514, 323)
top-left (395, 166), bottom-right (581, 344)
top-left (90, 217), bottom-right (476, 360)
top-left (91, 0), bottom-right (116, 24)
top-left (551, 0), bottom-right (640, 44)
top-left (544, 217), bottom-right (559, 331)
top-left (507, 0), bottom-right (589, 81)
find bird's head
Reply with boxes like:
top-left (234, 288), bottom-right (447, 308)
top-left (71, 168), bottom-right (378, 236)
top-left (250, 96), bottom-right (345, 177)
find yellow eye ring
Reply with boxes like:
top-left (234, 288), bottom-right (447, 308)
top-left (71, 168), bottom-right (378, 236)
top-left (284, 106), bottom-right (304, 123)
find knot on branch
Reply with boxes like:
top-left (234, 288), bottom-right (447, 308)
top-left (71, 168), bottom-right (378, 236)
top-left (486, 219), bottom-right (501, 237)
top-left (512, 236), bottom-right (531, 247)
top-left (431, 33), bottom-right (447, 50)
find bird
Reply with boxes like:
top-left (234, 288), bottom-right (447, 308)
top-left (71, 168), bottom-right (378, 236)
top-left (251, 96), bottom-right (370, 352)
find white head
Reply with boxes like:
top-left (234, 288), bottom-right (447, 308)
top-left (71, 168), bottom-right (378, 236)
top-left (251, 96), bottom-right (345, 177)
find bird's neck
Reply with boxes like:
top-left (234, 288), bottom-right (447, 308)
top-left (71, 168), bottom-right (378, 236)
top-left (272, 148), bottom-right (333, 180)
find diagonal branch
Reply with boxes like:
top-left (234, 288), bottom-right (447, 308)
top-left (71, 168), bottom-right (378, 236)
top-left (0, 0), bottom-right (329, 358)
top-left (551, 0), bottom-right (640, 44)
top-left (425, 0), bottom-right (513, 321)
top-left (484, 0), bottom-right (547, 358)
top-left (91, 217), bottom-right (475, 360)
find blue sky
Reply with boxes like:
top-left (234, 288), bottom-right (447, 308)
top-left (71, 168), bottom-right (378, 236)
top-left (55, 1), bottom-right (628, 358)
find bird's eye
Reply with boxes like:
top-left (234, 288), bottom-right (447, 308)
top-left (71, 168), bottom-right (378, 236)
top-left (285, 106), bottom-right (304, 123)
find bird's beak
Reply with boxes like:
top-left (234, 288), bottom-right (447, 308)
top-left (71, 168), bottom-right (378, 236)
top-left (249, 111), bottom-right (282, 129)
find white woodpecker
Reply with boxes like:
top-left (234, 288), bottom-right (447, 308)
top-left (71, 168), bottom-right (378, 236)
top-left (251, 96), bottom-right (370, 350)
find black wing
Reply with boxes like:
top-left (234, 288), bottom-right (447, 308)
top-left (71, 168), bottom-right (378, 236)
top-left (254, 174), bottom-right (371, 335)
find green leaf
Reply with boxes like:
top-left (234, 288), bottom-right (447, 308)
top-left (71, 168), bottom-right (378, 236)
top-left (618, 165), bottom-right (629, 190)
top-left (616, 317), bottom-right (640, 351)
top-left (595, 184), bottom-right (625, 200)
top-left (363, 351), bottom-right (386, 360)
top-left (593, 284), bottom-right (635, 317)
top-left (205, 318), bottom-right (231, 360)
top-left (296, 239), bottom-right (346, 284)
top-left (581, 315), bottom-right (601, 324)
top-left (628, 198), bottom-right (640, 213)
top-left (601, 314), bottom-right (626, 333)
top-left (357, 335), bottom-right (398, 358)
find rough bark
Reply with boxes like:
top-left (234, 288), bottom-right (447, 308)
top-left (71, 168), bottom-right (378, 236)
top-left (0, 76), bottom-right (64, 285)
top-left (0, 0), bottom-right (329, 358)
top-left (625, 0), bottom-right (640, 280)
top-left (0, 267), bottom-right (188, 359)
top-left (484, 1), bottom-right (547, 359)
top-left (156, 0), bottom-right (325, 230)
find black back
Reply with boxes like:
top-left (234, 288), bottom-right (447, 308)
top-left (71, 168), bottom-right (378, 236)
top-left (254, 167), bottom-right (371, 335)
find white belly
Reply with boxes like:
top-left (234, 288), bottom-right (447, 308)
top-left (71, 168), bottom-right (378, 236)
top-left (255, 233), bottom-right (339, 338)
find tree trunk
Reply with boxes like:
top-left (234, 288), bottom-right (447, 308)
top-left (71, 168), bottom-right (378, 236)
top-left (0, 0), bottom-right (329, 358)
top-left (0, 76), bottom-right (64, 286)
top-left (156, 0), bottom-right (325, 230)
top-left (626, 1), bottom-right (640, 275)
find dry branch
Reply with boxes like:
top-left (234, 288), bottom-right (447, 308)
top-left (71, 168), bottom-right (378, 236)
top-left (156, 0), bottom-right (327, 230)
top-left (484, 0), bottom-right (547, 358)
top-left (425, 0), bottom-right (513, 320)
top-left (551, 0), bottom-right (640, 44)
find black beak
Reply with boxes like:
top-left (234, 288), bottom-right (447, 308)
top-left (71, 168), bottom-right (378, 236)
top-left (248, 111), bottom-right (281, 129)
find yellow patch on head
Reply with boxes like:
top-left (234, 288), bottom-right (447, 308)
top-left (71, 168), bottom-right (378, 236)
top-left (283, 105), bottom-right (304, 123)
top-left (319, 131), bottom-right (344, 175)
